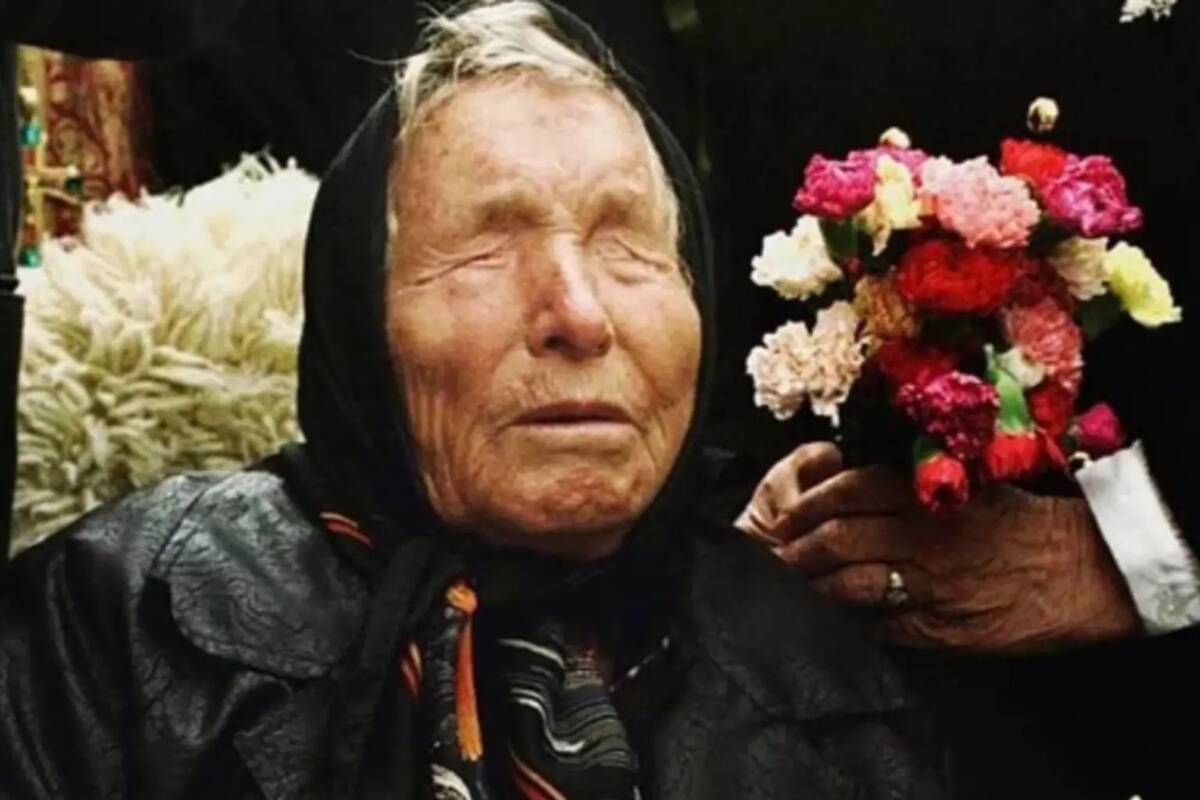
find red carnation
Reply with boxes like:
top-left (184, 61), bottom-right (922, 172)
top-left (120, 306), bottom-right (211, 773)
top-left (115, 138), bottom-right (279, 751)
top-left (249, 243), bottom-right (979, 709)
top-left (1075, 403), bottom-right (1127, 458)
top-left (1000, 138), bottom-right (1070, 192)
top-left (1039, 430), bottom-right (1069, 472)
top-left (982, 431), bottom-right (1044, 482)
top-left (1027, 382), bottom-right (1075, 441)
top-left (1008, 258), bottom-right (1074, 310)
top-left (1004, 297), bottom-right (1084, 395)
top-left (898, 372), bottom-right (1000, 461)
top-left (915, 453), bottom-right (970, 513)
top-left (896, 239), bottom-right (1021, 315)
top-left (873, 340), bottom-right (958, 395)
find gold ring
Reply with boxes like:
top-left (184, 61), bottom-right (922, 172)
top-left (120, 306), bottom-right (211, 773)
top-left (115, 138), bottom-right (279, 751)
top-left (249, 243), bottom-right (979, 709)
top-left (884, 568), bottom-right (910, 607)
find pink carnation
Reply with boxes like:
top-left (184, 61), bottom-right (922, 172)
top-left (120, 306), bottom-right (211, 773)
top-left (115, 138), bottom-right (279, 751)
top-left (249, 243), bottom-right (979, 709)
top-left (1041, 155), bottom-right (1143, 238)
top-left (794, 147), bottom-right (931, 219)
top-left (919, 157), bottom-right (1042, 249)
top-left (794, 155), bottom-right (877, 217)
top-left (898, 372), bottom-right (1000, 461)
top-left (1075, 403), bottom-right (1127, 458)
top-left (1003, 297), bottom-right (1084, 395)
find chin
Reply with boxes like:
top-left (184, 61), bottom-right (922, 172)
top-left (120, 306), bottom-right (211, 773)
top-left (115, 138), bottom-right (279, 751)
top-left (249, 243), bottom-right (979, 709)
top-left (474, 469), bottom-right (651, 561)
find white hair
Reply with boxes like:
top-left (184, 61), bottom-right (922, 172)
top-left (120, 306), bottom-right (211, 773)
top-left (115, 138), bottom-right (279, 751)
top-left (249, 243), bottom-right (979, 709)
top-left (388, 0), bottom-right (683, 266)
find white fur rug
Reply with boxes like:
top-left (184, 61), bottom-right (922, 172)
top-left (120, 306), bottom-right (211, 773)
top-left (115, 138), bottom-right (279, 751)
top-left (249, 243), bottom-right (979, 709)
top-left (11, 156), bottom-right (317, 554)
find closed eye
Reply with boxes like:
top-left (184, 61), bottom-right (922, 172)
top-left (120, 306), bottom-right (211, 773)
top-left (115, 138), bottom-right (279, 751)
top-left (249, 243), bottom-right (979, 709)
top-left (592, 232), bottom-right (677, 281)
top-left (408, 246), bottom-right (509, 287)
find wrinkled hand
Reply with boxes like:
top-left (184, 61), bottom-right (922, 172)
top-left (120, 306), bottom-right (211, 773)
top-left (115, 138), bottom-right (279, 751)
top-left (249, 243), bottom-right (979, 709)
top-left (736, 443), bottom-right (1141, 654)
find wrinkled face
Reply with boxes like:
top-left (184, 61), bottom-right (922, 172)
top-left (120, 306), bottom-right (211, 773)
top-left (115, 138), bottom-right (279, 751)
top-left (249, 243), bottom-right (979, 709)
top-left (386, 75), bottom-right (701, 561)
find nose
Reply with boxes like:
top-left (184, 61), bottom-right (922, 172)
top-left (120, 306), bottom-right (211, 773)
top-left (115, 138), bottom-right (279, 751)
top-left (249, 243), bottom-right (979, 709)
top-left (526, 239), bottom-right (614, 361)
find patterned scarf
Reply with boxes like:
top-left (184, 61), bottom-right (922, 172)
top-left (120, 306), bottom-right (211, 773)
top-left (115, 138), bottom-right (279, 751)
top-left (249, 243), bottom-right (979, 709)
top-left (414, 580), bottom-right (641, 800)
top-left (311, 502), bottom-right (644, 800)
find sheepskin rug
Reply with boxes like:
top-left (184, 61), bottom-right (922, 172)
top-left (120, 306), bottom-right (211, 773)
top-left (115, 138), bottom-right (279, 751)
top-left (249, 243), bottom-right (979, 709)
top-left (12, 156), bottom-right (317, 554)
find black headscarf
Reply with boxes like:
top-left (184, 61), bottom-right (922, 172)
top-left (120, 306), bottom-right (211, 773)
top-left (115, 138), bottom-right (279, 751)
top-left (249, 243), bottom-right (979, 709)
top-left (269, 3), bottom-right (716, 796)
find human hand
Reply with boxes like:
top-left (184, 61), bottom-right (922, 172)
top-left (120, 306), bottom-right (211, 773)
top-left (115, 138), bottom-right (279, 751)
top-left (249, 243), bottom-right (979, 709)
top-left (736, 443), bottom-right (1140, 654)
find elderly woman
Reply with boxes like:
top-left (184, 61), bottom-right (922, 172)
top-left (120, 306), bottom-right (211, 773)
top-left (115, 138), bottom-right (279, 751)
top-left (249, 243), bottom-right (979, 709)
top-left (0, 3), bottom-right (942, 798)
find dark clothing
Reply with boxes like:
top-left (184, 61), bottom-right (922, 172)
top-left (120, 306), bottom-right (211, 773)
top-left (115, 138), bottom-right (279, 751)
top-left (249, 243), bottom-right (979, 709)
top-left (0, 0), bottom-right (247, 566)
top-left (0, 471), bottom-right (941, 799)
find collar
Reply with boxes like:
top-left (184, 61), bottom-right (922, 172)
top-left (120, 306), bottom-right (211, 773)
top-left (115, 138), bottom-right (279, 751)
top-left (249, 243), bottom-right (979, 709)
top-left (146, 471), bottom-right (368, 679)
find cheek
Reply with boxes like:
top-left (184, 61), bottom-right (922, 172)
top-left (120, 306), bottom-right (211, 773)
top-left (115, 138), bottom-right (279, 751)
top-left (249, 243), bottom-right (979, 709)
top-left (612, 282), bottom-right (702, 432)
top-left (386, 281), bottom-right (517, 456)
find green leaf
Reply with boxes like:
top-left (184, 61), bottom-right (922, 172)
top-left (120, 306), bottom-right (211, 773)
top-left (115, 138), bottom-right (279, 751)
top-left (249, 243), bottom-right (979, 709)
top-left (985, 346), bottom-right (1033, 434)
top-left (1077, 294), bottom-right (1124, 341)
top-left (913, 435), bottom-right (942, 466)
top-left (820, 218), bottom-right (859, 263)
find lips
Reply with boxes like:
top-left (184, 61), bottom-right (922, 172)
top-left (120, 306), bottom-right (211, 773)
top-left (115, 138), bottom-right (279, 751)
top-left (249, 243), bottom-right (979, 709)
top-left (514, 401), bottom-right (632, 426)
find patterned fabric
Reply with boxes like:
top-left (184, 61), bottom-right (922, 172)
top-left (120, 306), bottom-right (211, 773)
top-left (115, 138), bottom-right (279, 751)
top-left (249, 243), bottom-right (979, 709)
top-left (320, 509), bottom-right (640, 800)
top-left (496, 623), bottom-right (639, 800)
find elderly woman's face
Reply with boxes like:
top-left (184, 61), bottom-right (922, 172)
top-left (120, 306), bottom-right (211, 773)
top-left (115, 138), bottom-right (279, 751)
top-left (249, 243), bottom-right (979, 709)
top-left (386, 76), bottom-right (701, 560)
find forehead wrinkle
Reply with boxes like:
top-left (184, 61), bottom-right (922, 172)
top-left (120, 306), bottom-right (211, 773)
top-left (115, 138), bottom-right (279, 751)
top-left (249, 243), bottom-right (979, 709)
top-left (400, 77), bottom-right (669, 238)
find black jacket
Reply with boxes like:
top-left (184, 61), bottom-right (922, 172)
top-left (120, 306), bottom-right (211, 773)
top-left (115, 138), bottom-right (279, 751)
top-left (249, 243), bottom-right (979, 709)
top-left (0, 470), bottom-right (943, 798)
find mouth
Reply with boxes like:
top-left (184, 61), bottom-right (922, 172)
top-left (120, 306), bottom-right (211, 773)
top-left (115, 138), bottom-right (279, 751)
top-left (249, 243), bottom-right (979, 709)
top-left (514, 401), bottom-right (633, 427)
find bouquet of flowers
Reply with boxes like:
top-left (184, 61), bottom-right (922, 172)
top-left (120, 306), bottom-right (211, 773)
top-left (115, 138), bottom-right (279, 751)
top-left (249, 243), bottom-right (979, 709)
top-left (746, 101), bottom-right (1183, 513)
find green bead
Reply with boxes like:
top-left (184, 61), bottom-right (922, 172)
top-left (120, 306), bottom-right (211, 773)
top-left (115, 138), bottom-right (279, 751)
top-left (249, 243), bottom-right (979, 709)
top-left (20, 122), bottom-right (43, 148)
top-left (17, 246), bottom-right (42, 268)
top-left (64, 176), bottom-right (84, 196)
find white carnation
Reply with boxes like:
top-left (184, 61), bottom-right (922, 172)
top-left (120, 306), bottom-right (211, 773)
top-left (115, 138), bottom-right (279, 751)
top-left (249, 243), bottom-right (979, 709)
top-left (746, 301), bottom-right (869, 426)
top-left (750, 216), bottom-right (842, 301)
top-left (1120, 0), bottom-right (1177, 22)
top-left (1048, 237), bottom-right (1109, 301)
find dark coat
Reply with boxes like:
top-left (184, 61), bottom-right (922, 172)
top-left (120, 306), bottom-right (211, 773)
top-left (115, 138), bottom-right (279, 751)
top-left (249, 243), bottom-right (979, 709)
top-left (0, 470), bottom-right (943, 799)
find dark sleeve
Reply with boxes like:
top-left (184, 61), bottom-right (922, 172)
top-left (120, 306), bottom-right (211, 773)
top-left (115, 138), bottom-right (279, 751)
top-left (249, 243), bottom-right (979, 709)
top-left (0, 477), bottom-right (212, 797)
top-left (0, 533), bottom-right (127, 797)
top-left (1088, 302), bottom-right (1199, 556)
top-left (695, 444), bottom-right (764, 525)
top-left (2, 0), bottom-right (246, 57)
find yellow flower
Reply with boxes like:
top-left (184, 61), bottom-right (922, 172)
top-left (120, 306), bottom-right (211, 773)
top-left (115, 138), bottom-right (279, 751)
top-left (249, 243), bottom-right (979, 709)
top-left (1104, 242), bottom-right (1182, 327)
top-left (857, 156), bottom-right (922, 255)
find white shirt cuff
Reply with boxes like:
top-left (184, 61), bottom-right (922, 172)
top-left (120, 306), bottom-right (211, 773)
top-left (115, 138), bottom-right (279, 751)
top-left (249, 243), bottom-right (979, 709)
top-left (1077, 441), bottom-right (1200, 634)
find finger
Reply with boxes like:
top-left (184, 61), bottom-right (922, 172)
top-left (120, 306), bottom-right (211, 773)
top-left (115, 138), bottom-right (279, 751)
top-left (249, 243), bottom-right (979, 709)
top-left (776, 516), bottom-right (917, 575)
top-left (877, 611), bottom-right (984, 652)
top-left (787, 442), bottom-right (844, 492)
top-left (877, 613), bottom-right (948, 650)
top-left (739, 443), bottom-right (844, 544)
top-left (811, 563), bottom-right (893, 607)
top-left (734, 504), bottom-right (779, 545)
top-left (783, 466), bottom-right (916, 539)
